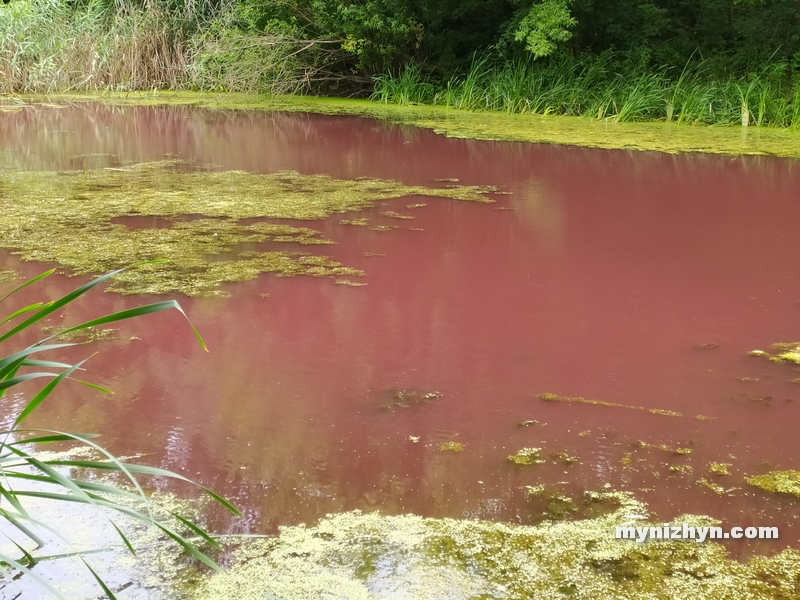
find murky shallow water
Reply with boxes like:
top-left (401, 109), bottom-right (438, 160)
top-left (2, 103), bottom-right (800, 573)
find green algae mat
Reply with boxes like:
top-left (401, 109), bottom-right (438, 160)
top-left (18, 91), bottom-right (800, 159)
top-left (0, 161), bottom-right (494, 296)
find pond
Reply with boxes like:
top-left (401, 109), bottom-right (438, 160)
top-left (1, 102), bottom-right (800, 596)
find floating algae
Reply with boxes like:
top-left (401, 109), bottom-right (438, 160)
top-left (438, 441), bottom-right (465, 453)
top-left (379, 211), bottom-right (414, 220)
top-left (380, 388), bottom-right (442, 410)
top-left (746, 470), bottom-right (800, 499)
top-left (334, 279), bottom-right (368, 287)
top-left (697, 478), bottom-right (735, 495)
top-left (0, 267), bottom-right (18, 283)
top-left (748, 343), bottom-right (800, 366)
top-left (539, 393), bottom-right (683, 417)
top-left (630, 440), bottom-right (692, 455)
top-left (40, 325), bottom-right (118, 343)
top-left (0, 162), bottom-right (495, 296)
top-left (708, 463), bottom-right (733, 477)
top-left (192, 494), bottom-right (800, 600)
top-left (508, 447), bottom-right (545, 465)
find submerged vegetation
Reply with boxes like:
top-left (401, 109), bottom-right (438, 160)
top-left (0, 161), bottom-right (494, 296)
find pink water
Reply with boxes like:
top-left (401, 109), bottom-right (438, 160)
top-left (2, 104), bottom-right (800, 556)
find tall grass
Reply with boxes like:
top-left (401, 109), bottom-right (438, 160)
top-left (0, 0), bottom-right (325, 94)
top-left (0, 0), bottom-right (192, 92)
top-left (372, 53), bottom-right (800, 129)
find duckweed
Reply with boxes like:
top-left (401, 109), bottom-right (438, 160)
top-left (0, 162), bottom-right (494, 296)
top-left (40, 325), bottom-right (118, 343)
top-left (708, 463), bottom-right (733, 477)
top-left (669, 464), bottom-right (694, 475)
top-left (194, 496), bottom-right (800, 600)
top-left (748, 343), bottom-right (800, 365)
top-left (379, 211), bottom-right (414, 220)
top-left (508, 447), bottom-right (545, 465)
top-left (438, 441), bottom-right (465, 453)
top-left (0, 268), bottom-right (18, 283)
top-left (746, 470), bottom-right (800, 499)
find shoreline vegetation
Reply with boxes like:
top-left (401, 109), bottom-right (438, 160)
top-left (12, 91), bottom-right (800, 159)
top-left (2, 0), bottom-right (800, 157)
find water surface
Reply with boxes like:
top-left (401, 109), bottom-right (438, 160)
top-left (2, 103), bottom-right (800, 558)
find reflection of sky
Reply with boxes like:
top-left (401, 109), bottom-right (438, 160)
top-left (2, 104), bottom-right (800, 557)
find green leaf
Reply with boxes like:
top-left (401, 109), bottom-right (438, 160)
top-left (9, 432), bottom-right (100, 445)
top-left (9, 539), bottom-right (36, 567)
top-left (0, 508), bottom-right (43, 546)
top-left (154, 523), bottom-right (221, 572)
top-left (14, 358), bottom-right (89, 427)
top-left (70, 378), bottom-right (113, 394)
top-left (201, 487), bottom-right (243, 517)
top-left (0, 301), bottom-right (53, 325)
top-left (51, 301), bottom-right (208, 352)
top-left (0, 269), bottom-right (125, 344)
top-left (110, 522), bottom-right (136, 557)
top-left (1, 473), bottom-right (140, 500)
top-left (6, 446), bottom-right (97, 506)
top-left (80, 557), bottom-right (117, 600)
top-left (0, 269), bottom-right (55, 303)
top-left (0, 372), bottom-right (59, 393)
top-left (0, 551), bottom-right (66, 599)
top-left (172, 513), bottom-right (222, 550)
top-left (0, 344), bottom-right (77, 378)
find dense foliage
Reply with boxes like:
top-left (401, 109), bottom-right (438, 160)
top-left (3, 0), bottom-right (800, 126)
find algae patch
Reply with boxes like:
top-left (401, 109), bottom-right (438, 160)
top-left (196, 495), bottom-right (800, 600)
top-left (438, 441), bottom-right (465, 453)
top-left (746, 470), bottom-right (800, 499)
top-left (379, 388), bottom-right (442, 410)
top-left (0, 162), bottom-right (495, 296)
top-left (749, 343), bottom-right (800, 366)
top-left (508, 447), bottom-right (545, 465)
top-left (0, 267), bottom-right (18, 283)
top-left (539, 392), bottom-right (683, 417)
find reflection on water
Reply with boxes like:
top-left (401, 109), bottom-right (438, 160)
top-left (1, 104), bottom-right (800, 559)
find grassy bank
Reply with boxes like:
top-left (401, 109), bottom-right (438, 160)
top-left (372, 55), bottom-right (800, 129)
top-left (5, 0), bottom-right (800, 132)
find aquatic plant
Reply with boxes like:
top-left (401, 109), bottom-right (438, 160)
top-left (748, 343), bottom-right (800, 365)
top-left (539, 392), bottom-right (682, 417)
top-left (708, 463), bottom-right (732, 477)
top-left (746, 470), bottom-right (800, 499)
top-left (0, 161), bottom-right (494, 296)
top-left (438, 441), bottom-right (464, 453)
top-left (507, 447), bottom-right (544, 465)
top-left (0, 269), bottom-right (239, 598)
top-left (194, 497), bottom-right (800, 599)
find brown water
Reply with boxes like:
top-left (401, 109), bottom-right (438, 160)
top-left (2, 103), bottom-right (800, 558)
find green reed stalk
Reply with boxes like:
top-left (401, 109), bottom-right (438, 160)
top-left (0, 268), bottom-right (239, 599)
